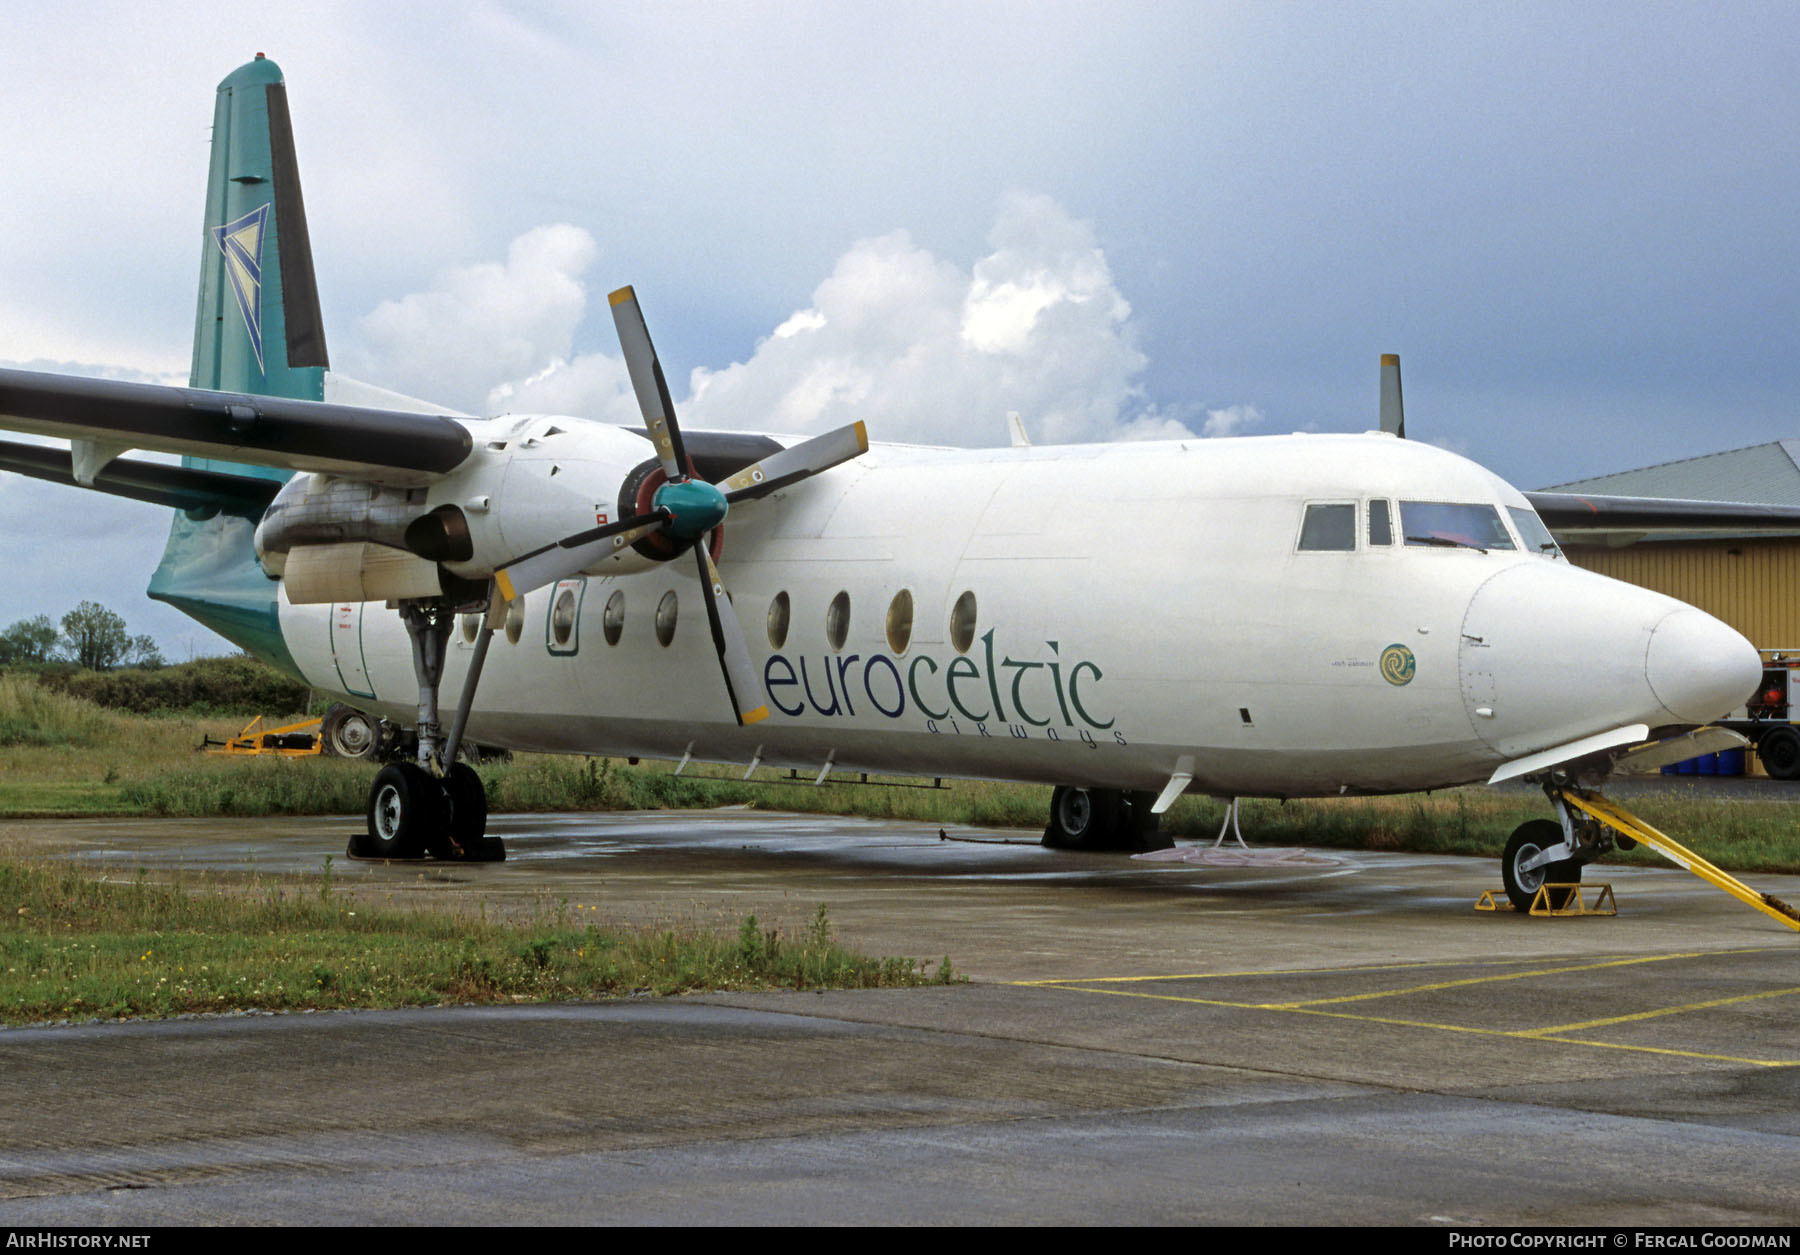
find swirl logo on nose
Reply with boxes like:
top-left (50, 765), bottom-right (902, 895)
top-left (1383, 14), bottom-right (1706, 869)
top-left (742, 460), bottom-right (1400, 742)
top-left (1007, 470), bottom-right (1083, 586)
top-left (1380, 644), bottom-right (1416, 686)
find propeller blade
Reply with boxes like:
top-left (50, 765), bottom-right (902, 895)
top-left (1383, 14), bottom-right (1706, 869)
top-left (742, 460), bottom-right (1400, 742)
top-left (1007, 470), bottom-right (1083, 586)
top-left (716, 421), bottom-right (870, 505)
top-left (492, 508), bottom-right (669, 603)
top-left (609, 285), bottom-right (689, 480)
top-left (693, 543), bottom-right (769, 726)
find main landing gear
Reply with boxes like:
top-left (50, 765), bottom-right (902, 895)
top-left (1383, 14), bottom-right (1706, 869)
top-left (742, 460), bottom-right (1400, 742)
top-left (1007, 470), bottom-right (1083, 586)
top-left (1041, 786), bottom-right (1174, 852)
top-left (348, 596), bottom-right (505, 862)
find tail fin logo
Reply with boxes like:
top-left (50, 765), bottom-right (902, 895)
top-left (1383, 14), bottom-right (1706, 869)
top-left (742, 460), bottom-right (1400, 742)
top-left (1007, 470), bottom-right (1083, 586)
top-left (211, 204), bottom-right (270, 373)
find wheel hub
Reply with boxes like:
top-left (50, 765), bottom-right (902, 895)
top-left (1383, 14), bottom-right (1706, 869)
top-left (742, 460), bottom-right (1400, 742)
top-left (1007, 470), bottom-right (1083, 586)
top-left (373, 785), bottom-right (403, 841)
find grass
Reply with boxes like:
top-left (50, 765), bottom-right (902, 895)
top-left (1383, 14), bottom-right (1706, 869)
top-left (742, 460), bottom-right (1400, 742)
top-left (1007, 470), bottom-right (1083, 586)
top-left (2, 674), bottom-right (1794, 1026)
top-left (0, 852), bottom-right (954, 1026)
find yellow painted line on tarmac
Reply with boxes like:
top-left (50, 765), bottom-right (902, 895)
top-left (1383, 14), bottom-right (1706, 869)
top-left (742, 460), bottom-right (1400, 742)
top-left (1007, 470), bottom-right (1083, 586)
top-left (1011, 958), bottom-right (1490, 987)
top-left (1278, 1003), bottom-right (1800, 1068)
top-left (1524, 985), bottom-right (1800, 1037)
top-left (1015, 947), bottom-right (1800, 1069)
top-left (1011, 947), bottom-right (1781, 992)
top-left (1039, 981), bottom-right (1800, 1069)
top-left (1261, 951), bottom-right (1733, 1009)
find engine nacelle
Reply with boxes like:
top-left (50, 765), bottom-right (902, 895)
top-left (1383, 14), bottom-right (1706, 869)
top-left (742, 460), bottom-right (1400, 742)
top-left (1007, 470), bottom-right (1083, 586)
top-left (431, 415), bottom-right (677, 581)
top-left (261, 415), bottom-right (753, 603)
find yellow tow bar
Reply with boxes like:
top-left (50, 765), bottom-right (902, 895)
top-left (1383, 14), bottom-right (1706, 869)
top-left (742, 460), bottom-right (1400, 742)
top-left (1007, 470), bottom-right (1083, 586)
top-left (1554, 787), bottom-right (1800, 933)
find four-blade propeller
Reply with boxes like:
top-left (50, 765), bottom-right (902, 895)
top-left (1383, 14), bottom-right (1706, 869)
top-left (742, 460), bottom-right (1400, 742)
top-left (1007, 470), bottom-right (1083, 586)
top-left (491, 285), bottom-right (868, 726)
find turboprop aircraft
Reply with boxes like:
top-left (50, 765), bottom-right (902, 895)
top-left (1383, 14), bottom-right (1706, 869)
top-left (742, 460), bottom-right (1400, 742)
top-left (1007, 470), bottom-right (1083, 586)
top-left (3, 56), bottom-right (1797, 914)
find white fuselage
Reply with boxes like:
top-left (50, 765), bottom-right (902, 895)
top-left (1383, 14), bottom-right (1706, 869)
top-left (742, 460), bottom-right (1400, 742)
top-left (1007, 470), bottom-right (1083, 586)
top-left (277, 429), bottom-right (1760, 799)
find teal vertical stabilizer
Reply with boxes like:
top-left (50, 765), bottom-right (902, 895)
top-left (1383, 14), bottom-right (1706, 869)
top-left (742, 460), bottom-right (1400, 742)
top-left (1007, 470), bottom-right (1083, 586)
top-left (149, 54), bottom-right (327, 671)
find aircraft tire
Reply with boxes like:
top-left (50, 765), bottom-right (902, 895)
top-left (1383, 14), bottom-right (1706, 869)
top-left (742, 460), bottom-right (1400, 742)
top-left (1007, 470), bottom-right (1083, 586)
top-left (355, 763), bottom-right (440, 860)
top-left (320, 704), bottom-right (381, 760)
top-left (1757, 726), bottom-right (1800, 780)
top-left (1043, 786), bottom-right (1121, 850)
top-left (430, 763), bottom-right (505, 862)
top-left (1501, 819), bottom-right (1581, 914)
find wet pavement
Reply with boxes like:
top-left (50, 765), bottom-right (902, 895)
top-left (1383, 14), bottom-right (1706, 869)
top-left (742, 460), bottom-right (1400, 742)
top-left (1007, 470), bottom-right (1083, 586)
top-left (1, 807), bottom-right (1797, 1224)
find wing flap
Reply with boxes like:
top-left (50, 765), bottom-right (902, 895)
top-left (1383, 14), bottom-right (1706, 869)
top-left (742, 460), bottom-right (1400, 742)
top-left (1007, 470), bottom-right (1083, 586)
top-left (0, 367), bottom-right (471, 486)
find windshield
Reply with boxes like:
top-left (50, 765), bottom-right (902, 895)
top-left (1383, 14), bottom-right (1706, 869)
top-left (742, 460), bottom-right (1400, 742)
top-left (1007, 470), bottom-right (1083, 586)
top-left (1507, 505), bottom-right (1563, 559)
top-left (1399, 501), bottom-right (1516, 552)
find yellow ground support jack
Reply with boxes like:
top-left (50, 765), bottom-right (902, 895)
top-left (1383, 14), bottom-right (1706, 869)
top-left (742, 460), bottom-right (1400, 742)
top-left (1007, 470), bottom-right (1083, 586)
top-left (1476, 883), bottom-right (1617, 917)
top-left (1551, 787), bottom-right (1800, 933)
top-left (200, 714), bottom-right (324, 757)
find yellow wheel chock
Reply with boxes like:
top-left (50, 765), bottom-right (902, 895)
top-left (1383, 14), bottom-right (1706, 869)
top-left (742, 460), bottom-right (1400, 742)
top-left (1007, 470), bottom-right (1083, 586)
top-left (1476, 884), bottom-right (1616, 917)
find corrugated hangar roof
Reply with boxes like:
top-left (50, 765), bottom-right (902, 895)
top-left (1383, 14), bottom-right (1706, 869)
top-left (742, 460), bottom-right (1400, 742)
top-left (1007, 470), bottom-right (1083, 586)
top-left (1545, 440), bottom-right (1800, 505)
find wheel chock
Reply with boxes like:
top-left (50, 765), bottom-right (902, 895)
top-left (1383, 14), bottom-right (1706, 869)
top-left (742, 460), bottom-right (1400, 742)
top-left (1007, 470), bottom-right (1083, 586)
top-left (1528, 882), bottom-right (1615, 917)
top-left (1475, 884), bottom-right (1616, 917)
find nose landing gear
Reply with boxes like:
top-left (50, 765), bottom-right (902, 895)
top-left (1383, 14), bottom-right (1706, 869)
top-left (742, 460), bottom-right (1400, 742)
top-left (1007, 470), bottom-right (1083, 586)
top-left (1500, 783), bottom-right (1800, 931)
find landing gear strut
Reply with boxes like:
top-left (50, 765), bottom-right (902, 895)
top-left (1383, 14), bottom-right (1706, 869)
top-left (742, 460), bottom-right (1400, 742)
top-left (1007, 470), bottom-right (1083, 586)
top-left (1042, 786), bottom-right (1172, 852)
top-left (348, 593), bottom-right (504, 862)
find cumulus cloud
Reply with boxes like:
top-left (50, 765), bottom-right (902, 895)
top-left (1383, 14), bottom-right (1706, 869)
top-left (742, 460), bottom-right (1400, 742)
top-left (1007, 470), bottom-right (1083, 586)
top-left (1199, 404), bottom-right (1265, 438)
top-left (685, 192), bottom-right (1170, 445)
top-left (343, 224), bottom-right (599, 414)
top-left (346, 196), bottom-right (1262, 446)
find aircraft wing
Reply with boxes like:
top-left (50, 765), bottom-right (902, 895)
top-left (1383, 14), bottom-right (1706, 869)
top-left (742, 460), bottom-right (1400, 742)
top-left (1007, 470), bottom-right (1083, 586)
top-left (1526, 490), bottom-right (1800, 538)
top-left (0, 438), bottom-right (282, 518)
top-left (0, 366), bottom-right (472, 488)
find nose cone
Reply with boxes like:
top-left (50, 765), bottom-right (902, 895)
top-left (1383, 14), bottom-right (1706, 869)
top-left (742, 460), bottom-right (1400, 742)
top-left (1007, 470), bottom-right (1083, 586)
top-left (1644, 607), bottom-right (1761, 724)
top-left (1459, 561), bottom-right (1759, 757)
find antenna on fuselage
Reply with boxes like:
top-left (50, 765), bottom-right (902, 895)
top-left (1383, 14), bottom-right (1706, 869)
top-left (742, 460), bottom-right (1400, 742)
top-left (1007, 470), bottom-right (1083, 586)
top-left (1379, 353), bottom-right (1404, 438)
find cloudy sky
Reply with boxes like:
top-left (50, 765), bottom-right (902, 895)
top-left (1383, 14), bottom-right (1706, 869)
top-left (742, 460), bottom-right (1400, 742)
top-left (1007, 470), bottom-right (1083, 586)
top-left (1, 1), bottom-right (1797, 656)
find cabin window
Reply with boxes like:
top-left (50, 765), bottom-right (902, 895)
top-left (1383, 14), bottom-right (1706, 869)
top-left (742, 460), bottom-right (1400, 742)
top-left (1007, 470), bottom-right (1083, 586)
top-left (767, 591), bottom-right (791, 649)
top-left (603, 590), bottom-right (625, 645)
top-left (550, 588), bottom-right (578, 648)
top-left (1368, 499), bottom-right (1393, 546)
top-left (545, 578), bottom-right (586, 654)
top-left (1507, 506), bottom-right (1562, 559)
top-left (503, 599), bottom-right (524, 645)
top-left (949, 590), bottom-right (978, 654)
top-left (655, 590), bottom-right (678, 647)
top-left (826, 591), bottom-right (851, 652)
top-left (1298, 503), bottom-right (1356, 551)
top-left (460, 613), bottom-right (480, 644)
top-left (886, 589), bottom-right (914, 654)
top-left (1399, 501), bottom-right (1515, 551)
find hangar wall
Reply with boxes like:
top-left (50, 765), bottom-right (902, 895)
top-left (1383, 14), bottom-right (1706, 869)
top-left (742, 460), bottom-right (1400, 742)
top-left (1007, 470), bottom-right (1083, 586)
top-left (1566, 538), bottom-right (1800, 652)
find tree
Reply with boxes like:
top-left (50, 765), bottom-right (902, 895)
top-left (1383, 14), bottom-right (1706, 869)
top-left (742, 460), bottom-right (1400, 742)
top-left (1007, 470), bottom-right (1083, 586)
top-left (0, 615), bottom-right (61, 665)
top-left (123, 634), bottom-right (165, 670)
top-left (60, 601), bottom-right (129, 671)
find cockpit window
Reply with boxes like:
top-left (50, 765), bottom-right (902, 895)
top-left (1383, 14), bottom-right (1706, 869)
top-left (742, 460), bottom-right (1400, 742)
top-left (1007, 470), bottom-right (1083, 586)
top-left (1368, 499), bottom-right (1393, 546)
top-left (1399, 501), bottom-right (1515, 552)
top-left (1507, 506), bottom-right (1562, 559)
top-left (1298, 503), bottom-right (1356, 551)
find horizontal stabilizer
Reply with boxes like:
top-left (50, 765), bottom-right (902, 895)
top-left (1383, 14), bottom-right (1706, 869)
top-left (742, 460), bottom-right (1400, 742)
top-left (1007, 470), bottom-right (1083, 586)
top-left (0, 438), bottom-right (281, 517)
top-left (1527, 490), bottom-right (1800, 536)
top-left (0, 367), bottom-right (471, 486)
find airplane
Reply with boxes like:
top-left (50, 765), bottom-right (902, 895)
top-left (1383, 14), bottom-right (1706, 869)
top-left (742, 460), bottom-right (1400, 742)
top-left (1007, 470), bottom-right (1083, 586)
top-left (3, 55), bottom-right (1798, 916)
